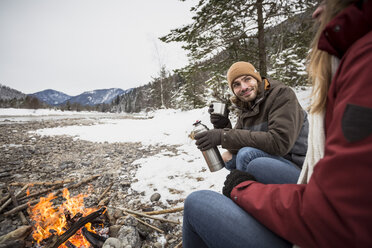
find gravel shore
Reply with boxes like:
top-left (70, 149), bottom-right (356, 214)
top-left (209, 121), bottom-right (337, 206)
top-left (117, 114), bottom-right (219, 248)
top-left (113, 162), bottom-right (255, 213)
top-left (0, 116), bottom-right (184, 247)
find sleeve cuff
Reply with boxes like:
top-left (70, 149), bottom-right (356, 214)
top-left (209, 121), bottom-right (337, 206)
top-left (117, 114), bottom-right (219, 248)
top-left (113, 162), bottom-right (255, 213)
top-left (231, 180), bottom-right (257, 203)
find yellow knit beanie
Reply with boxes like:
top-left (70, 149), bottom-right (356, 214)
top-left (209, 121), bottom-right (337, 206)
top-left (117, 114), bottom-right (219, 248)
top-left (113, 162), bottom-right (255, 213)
top-left (227, 61), bottom-right (262, 90)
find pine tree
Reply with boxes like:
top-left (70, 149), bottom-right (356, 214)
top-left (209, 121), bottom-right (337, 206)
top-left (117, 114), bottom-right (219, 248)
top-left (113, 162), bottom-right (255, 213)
top-left (268, 45), bottom-right (307, 86)
top-left (161, 0), bottom-right (316, 77)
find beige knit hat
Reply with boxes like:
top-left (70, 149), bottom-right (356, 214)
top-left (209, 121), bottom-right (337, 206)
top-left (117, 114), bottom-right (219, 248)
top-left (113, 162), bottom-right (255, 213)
top-left (227, 61), bottom-right (262, 90)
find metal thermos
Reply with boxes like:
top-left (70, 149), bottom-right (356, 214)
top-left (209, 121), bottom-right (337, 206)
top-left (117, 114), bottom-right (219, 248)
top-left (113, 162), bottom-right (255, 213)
top-left (192, 121), bottom-right (224, 172)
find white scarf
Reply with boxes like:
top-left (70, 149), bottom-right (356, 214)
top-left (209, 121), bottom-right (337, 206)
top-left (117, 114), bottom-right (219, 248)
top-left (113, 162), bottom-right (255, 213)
top-left (297, 110), bottom-right (325, 184)
top-left (293, 56), bottom-right (340, 248)
top-left (297, 56), bottom-right (340, 184)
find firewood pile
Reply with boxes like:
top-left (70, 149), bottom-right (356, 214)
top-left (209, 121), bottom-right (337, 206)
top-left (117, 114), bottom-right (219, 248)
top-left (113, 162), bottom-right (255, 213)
top-left (0, 118), bottom-right (185, 248)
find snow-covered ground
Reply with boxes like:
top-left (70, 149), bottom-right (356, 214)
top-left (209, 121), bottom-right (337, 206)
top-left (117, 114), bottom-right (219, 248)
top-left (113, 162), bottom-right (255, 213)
top-left (0, 87), bottom-right (311, 206)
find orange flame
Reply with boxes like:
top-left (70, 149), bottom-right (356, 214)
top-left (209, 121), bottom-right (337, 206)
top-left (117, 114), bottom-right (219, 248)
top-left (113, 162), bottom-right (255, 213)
top-left (30, 188), bottom-right (99, 248)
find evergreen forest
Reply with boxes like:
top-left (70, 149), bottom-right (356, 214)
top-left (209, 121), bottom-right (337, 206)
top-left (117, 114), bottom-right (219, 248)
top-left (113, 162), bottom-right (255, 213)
top-left (112, 0), bottom-right (318, 113)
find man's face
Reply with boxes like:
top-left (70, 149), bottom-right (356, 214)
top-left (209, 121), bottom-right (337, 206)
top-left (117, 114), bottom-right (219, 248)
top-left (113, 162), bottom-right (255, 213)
top-left (232, 75), bottom-right (259, 103)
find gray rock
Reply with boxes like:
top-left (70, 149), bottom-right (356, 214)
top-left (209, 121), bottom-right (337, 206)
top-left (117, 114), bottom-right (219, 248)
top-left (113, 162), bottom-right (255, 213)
top-left (153, 242), bottom-right (163, 248)
top-left (102, 237), bottom-right (123, 248)
top-left (150, 193), bottom-right (161, 202)
top-left (109, 225), bottom-right (122, 238)
top-left (117, 224), bottom-right (141, 248)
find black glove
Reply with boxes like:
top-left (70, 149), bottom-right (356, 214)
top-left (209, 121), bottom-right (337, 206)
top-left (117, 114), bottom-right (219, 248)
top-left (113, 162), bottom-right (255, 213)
top-left (194, 129), bottom-right (223, 151)
top-left (222, 170), bottom-right (256, 198)
top-left (208, 104), bottom-right (231, 129)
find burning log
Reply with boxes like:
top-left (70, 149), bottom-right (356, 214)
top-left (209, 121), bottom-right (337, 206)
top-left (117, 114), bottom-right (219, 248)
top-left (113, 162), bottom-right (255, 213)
top-left (65, 241), bottom-right (77, 248)
top-left (45, 207), bottom-right (106, 248)
top-left (81, 227), bottom-right (107, 248)
top-left (18, 185), bottom-right (60, 202)
top-left (4, 174), bottom-right (101, 217)
top-left (20, 174), bottom-right (101, 203)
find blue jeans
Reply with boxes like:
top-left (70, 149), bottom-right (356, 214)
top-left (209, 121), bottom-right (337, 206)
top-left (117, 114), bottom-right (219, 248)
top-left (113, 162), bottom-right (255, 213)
top-left (225, 147), bottom-right (300, 184)
top-left (183, 190), bottom-right (292, 248)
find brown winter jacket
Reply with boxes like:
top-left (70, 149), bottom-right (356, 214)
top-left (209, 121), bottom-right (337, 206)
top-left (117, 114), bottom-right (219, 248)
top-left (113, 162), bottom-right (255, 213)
top-left (221, 78), bottom-right (308, 167)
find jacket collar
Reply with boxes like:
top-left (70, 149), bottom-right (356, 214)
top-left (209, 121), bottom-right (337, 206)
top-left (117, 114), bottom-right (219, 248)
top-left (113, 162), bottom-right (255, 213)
top-left (250, 78), bottom-right (270, 110)
top-left (318, 0), bottom-right (372, 58)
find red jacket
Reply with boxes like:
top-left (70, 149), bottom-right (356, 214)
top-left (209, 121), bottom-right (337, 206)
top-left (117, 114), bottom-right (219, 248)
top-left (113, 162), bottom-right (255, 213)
top-left (231, 1), bottom-right (372, 247)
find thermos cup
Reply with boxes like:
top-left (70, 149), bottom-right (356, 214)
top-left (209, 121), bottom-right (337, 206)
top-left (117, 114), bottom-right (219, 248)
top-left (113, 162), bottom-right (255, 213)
top-left (211, 102), bottom-right (228, 117)
top-left (192, 121), bottom-right (225, 172)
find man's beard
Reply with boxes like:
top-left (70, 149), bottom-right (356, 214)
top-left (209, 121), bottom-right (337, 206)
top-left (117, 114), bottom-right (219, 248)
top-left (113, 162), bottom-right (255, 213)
top-left (237, 85), bottom-right (258, 102)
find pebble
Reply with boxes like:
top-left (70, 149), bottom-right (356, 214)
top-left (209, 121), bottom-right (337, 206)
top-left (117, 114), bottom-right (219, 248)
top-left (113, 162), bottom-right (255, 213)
top-left (150, 193), bottom-right (161, 202)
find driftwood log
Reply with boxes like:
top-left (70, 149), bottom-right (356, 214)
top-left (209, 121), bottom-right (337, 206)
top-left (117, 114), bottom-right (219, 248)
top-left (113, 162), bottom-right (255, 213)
top-left (144, 207), bottom-right (184, 215)
top-left (0, 226), bottom-right (32, 244)
top-left (175, 240), bottom-right (183, 248)
top-left (114, 207), bottom-right (180, 224)
top-left (10, 178), bottom-right (76, 187)
top-left (97, 182), bottom-right (113, 203)
top-left (0, 194), bottom-right (10, 206)
top-left (124, 212), bottom-right (164, 233)
top-left (0, 185), bottom-right (28, 214)
top-left (3, 199), bottom-right (39, 217)
top-left (7, 185), bottom-right (28, 225)
top-left (0, 240), bottom-right (25, 248)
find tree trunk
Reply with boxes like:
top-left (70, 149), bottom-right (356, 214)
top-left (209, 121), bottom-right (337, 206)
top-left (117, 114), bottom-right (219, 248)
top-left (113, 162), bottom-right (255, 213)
top-left (256, 0), bottom-right (267, 76)
top-left (160, 79), bottom-right (165, 108)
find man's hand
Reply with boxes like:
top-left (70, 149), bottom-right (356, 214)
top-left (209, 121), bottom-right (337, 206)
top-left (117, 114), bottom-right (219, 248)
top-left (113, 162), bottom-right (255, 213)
top-left (194, 129), bottom-right (223, 151)
top-left (208, 104), bottom-right (232, 129)
top-left (222, 170), bottom-right (256, 198)
top-left (222, 150), bottom-right (233, 162)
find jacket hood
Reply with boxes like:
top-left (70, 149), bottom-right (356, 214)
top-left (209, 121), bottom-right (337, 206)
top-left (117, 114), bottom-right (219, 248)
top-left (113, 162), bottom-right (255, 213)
top-left (318, 0), bottom-right (372, 58)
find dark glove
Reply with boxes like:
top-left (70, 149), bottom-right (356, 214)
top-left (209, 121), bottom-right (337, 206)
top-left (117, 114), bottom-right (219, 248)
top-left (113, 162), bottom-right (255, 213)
top-left (222, 170), bottom-right (256, 198)
top-left (194, 129), bottom-right (223, 151)
top-left (208, 104), bottom-right (231, 129)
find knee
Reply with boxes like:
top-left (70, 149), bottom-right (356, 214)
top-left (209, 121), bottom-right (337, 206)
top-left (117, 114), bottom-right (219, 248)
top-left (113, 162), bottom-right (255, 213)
top-left (245, 158), bottom-right (265, 172)
top-left (236, 147), bottom-right (260, 162)
top-left (184, 190), bottom-right (209, 215)
top-left (236, 147), bottom-right (260, 171)
top-left (184, 191), bottom-right (201, 211)
top-left (184, 190), bottom-right (216, 227)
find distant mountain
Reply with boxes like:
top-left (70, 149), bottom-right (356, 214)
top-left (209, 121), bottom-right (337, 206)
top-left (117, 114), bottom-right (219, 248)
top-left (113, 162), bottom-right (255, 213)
top-left (62, 88), bottom-right (126, 106)
top-left (0, 84), bottom-right (26, 100)
top-left (29, 89), bottom-right (71, 106)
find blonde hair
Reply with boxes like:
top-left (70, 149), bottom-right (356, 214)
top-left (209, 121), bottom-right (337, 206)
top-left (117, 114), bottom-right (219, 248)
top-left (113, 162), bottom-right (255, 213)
top-left (307, 0), bottom-right (355, 114)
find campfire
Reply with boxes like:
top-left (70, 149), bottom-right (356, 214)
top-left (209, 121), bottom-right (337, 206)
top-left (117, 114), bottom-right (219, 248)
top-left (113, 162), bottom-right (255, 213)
top-left (0, 174), bottom-right (184, 248)
top-left (29, 188), bottom-right (107, 248)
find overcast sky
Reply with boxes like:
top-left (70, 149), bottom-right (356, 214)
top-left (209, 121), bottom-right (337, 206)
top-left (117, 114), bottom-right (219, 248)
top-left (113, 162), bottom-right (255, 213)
top-left (0, 0), bottom-right (196, 96)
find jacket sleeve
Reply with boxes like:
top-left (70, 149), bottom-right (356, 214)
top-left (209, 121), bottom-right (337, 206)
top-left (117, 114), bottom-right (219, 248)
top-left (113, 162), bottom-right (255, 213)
top-left (230, 35), bottom-right (372, 247)
top-left (221, 87), bottom-right (304, 156)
